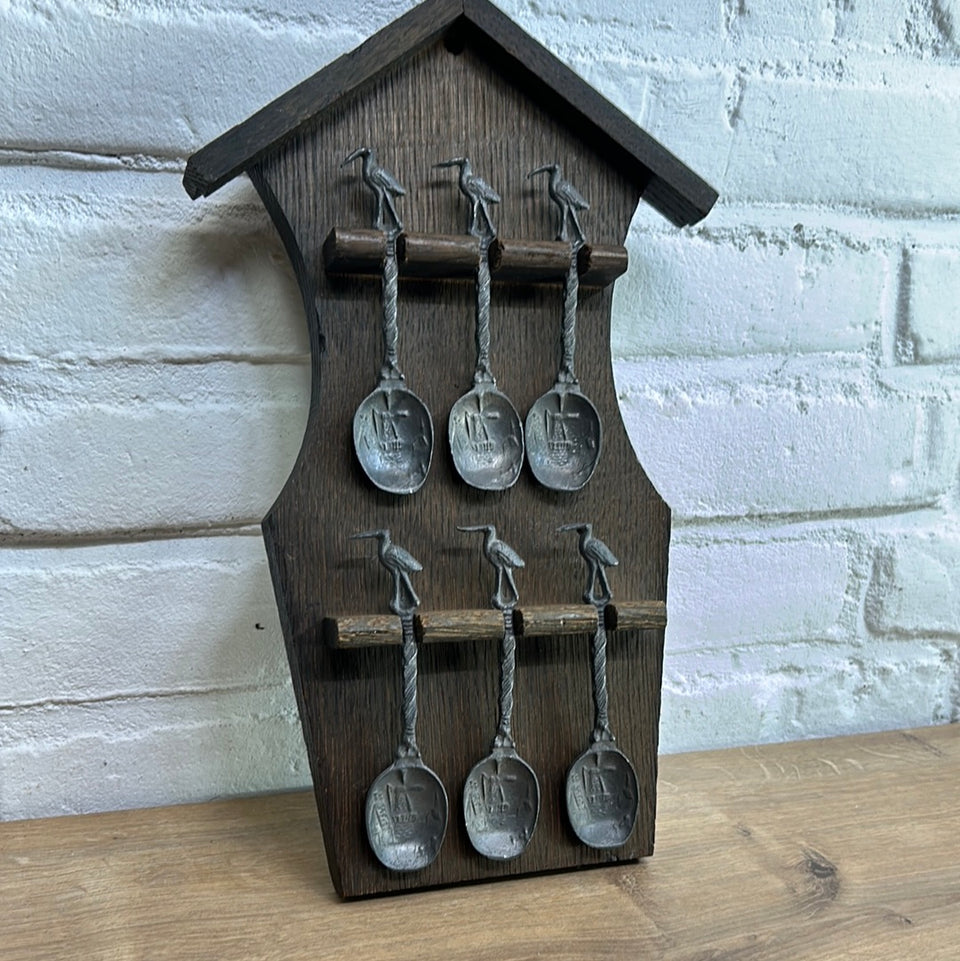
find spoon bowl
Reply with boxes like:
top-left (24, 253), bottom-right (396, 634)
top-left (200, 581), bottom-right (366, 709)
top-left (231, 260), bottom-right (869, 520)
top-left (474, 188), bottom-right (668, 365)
top-left (463, 748), bottom-right (540, 860)
top-left (366, 757), bottom-right (449, 871)
top-left (525, 387), bottom-right (601, 491)
top-left (449, 385), bottom-right (523, 490)
top-left (566, 742), bottom-right (638, 849)
top-left (354, 385), bottom-right (433, 494)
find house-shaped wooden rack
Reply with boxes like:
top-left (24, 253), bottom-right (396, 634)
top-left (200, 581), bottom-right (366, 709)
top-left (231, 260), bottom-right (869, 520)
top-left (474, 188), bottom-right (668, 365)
top-left (185, 0), bottom-right (717, 898)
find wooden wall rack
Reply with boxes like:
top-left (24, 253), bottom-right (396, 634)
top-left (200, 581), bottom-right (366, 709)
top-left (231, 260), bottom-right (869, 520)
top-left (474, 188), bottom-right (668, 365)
top-left (184, 0), bottom-right (716, 898)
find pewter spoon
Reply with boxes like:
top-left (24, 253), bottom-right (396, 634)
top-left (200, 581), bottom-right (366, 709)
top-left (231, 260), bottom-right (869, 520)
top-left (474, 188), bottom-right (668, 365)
top-left (354, 529), bottom-right (448, 870)
top-left (345, 148), bottom-right (433, 495)
top-left (436, 157), bottom-right (524, 490)
top-left (459, 525), bottom-right (540, 859)
top-left (558, 523), bottom-right (638, 848)
top-left (525, 164), bottom-right (602, 491)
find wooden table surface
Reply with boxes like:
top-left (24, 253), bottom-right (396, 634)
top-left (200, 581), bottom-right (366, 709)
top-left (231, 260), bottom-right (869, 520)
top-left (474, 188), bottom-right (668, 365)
top-left (4, 724), bottom-right (959, 960)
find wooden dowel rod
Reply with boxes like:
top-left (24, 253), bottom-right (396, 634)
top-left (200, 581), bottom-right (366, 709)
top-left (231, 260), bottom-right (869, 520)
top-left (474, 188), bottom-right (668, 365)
top-left (516, 601), bottom-right (666, 637)
top-left (417, 608), bottom-right (507, 643)
top-left (513, 604), bottom-right (599, 637)
top-left (324, 600), bottom-right (666, 649)
top-left (322, 228), bottom-right (628, 287)
top-left (606, 600), bottom-right (667, 631)
top-left (490, 238), bottom-right (572, 281)
top-left (397, 232), bottom-right (481, 276)
top-left (323, 613), bottom-right (400, 649)
top-left (322, 227), bottom-right (385, 274)
top-left (578, 244), bottom-right (629, 287)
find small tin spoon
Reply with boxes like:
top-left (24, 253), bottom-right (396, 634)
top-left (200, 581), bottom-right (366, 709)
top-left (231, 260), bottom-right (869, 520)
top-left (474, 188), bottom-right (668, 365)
top-left (558, 523), bottom-right (638, 848)
top-left (525, 164), bottom-right (602, 491)
top-left (459, 525), bottom-right (540, 859)
top-left (345, 148), bottom-right (433, 495)
top-left (436, 158), bottom-right (524, 490)
top-left (353, 529), bottom-right (448, 871)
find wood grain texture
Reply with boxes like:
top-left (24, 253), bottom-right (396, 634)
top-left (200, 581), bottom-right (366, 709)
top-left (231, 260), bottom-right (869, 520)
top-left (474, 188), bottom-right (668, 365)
top-left (182, 0), bottom-right (718, 226)
top-left (253, 37), bottom-right (669, 896)
top-left (4, 725), bottom-right (958, 960)
top-left (608, 600), bottom-right (668, 631)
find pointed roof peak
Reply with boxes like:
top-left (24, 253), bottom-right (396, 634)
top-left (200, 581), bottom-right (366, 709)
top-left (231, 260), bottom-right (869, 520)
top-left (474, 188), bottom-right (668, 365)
top-left (183, 0), bottom-right (716, 226)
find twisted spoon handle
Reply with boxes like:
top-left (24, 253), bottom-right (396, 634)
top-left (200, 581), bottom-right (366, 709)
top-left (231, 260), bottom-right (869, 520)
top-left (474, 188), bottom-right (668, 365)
top-left (379, 234), bottom-right (401, 380)
top-left (590, 604), bottom-right (614, 742)
top-left (559, 251), bottom-right (580, 385)
top-left (495, 608), bottom-right (517, 749)
top-left (473, 239), bottom-right (494, 383)
top-left (398, 612), bottom-right (420, 758)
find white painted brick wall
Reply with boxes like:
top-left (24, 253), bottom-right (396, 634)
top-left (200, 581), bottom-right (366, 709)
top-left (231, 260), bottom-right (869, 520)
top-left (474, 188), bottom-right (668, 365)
top-left (904, 246), bottom-right (960, 363)
top-left (2, 0), bottom-right (959, 821)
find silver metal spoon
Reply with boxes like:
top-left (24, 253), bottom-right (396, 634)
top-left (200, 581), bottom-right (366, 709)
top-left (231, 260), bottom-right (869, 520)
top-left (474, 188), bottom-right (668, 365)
top-left (437, 158), bottom-right (524, 491)
top-left (353, 529), bottom-right (448, 871)
top-left (346, 148), bottom-right (433, 495)
top-left (525, 164), bottom-right (602, 491)
top-left (558, 523), bottom-right (638, 848)
top-left (459, 525), bottom-right (540, 859)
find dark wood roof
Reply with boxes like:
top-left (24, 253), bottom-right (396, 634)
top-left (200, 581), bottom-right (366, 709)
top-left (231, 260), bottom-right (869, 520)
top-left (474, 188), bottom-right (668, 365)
top-left (182, 0), bottom-right (717, 226)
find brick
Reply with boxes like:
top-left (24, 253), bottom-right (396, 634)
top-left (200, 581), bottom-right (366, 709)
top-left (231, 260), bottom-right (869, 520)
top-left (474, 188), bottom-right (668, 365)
top-left (0, 690), bottom-right (307, 819)
top-left (716, 0), bottom-right (960, 50)
top-left (505, 0), bottom-right (724, 65)
top-left (0, 362), bottom-right (309, 535)
top-left (0, 536), bottom-right (288, 705)
top-left (865, 528), bottom-right (960, 636)
top-left (641, 66), bottom-right (960, 213)
top-left (613, 226), bottom-right (886, 359)
top-left (720, 1), bottom-right (830, 43)
top-left (507, 0), bottom-right (721, 37)
top-left (1, 2), bottom-right (363, 156)
top-left (616, 363), bottom-right (958, 518)
top-left (904, 246), bottom-right (960, 363)
top-left (0, 168), bottom-right (308, 362)
top-left (659, 640), bottom-right (953, 753)
top-left (790, 645), bottom-right (955, 736)
top-left (629, 65), bottom-right (735, 193)
top-left (667, 533), bottom-right (850, 651)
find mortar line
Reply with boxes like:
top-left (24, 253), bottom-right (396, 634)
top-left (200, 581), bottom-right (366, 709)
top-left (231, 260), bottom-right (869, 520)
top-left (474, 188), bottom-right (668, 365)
top-left (0, 147), bottom-right (185, 173)
top-left (0, 680), bottom-right (293, 715)
top-left (0, 523), bottom-right (266, 550)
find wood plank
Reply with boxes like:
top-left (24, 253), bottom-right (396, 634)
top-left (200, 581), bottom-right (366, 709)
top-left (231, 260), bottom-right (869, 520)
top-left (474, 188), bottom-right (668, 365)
top-left (2, 725), bottom-right (958, 960)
